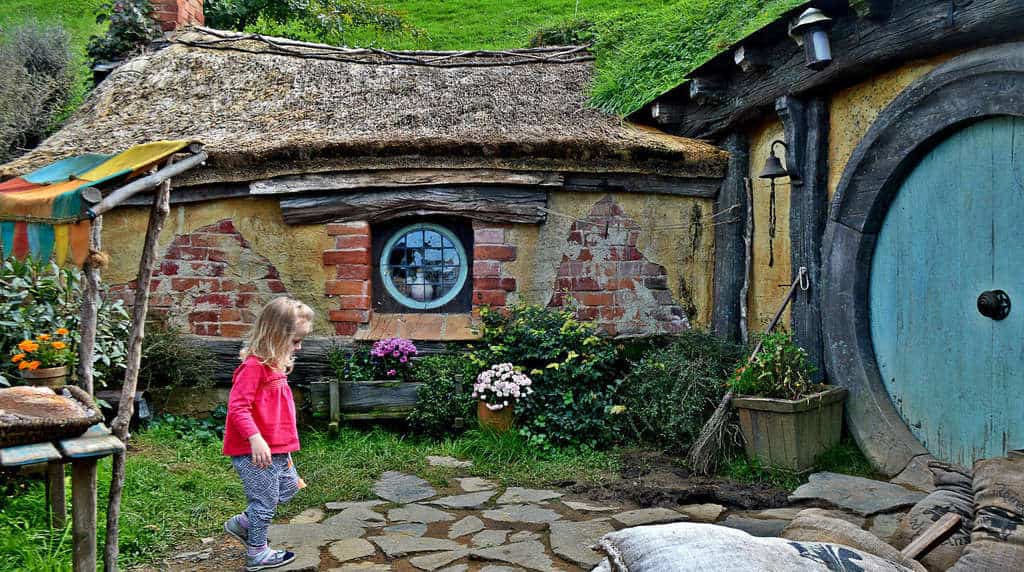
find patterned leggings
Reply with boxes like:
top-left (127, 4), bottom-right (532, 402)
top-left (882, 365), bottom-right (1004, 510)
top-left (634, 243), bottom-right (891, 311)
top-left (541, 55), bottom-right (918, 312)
top-left (231, 453), bottom-right (300, 546)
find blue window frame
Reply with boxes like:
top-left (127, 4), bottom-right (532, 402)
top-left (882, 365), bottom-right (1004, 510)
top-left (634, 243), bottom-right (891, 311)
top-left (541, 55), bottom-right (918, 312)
top-left (379, 222), bottom-right (469, 311)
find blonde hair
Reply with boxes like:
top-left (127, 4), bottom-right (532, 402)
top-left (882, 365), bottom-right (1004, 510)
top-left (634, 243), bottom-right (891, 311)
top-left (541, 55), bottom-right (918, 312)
top-left (240, 296), bottom-right (315, 373)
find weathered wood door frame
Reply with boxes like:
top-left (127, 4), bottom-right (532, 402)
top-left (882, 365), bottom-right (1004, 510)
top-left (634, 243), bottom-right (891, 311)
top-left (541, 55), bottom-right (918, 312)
top-left (822, 42), bottom-right (1024, 476)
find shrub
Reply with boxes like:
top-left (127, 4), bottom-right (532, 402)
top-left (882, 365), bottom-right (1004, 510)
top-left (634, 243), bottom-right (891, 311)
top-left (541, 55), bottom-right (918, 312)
top-left (0, 257), bottom-right (130, 387)
top-left (728, 330), bottom-right (817, 400)
top-left (138, 318), bottom-right (216, 391)
top-left (0, 21), bottom-right (75, 162)
top-left (407, 353), bottom-right (476, 438)
top-left (616, 330), bottom-right (744, 452)
top-left (327, 343), bottom-right (377, 382)
top-left (86, 0), bottom-right (161, 65)
top-left (469, 304), bottom-right (621, 451)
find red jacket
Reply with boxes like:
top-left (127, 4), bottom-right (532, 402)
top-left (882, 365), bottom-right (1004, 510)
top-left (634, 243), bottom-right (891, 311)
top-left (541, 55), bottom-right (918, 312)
top-left (223, 356), bottom-right (300, 457)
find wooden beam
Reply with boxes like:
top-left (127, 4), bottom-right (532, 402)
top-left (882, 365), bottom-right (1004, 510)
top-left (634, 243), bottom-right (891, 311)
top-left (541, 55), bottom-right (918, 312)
top-left (104, 161), bottom-right (173, 572)
top-left (77, 219), bottom-right (102, 395)
top-left (88, 151), bottom-right (207, 217)
top-left (688, 77), bottom-right (727, 105)
top-left (46, 461), bottom-right (66, 529)
top-left (670, 0), bottom-right (1024, 139)
top-left (119, 182), bottom-right (250, 206)
top-left (901, 513), bottom-right (961, 560)
top-left (250, 169), bottom-right (564, 195)
top-left (733, 45), bottom-right (769, 73)
top-left (850, 0), bottom-right (894, 21)
top-left (711, 132), bottom-right (748, 343)
top-left (778, 95), bottom-right (828, 382)
top-left (651, 101), bottom-right (685, 125)
top-left (279, 186), bottom-right (547, 225)
top-left (562, 173), bottom-right (721, 198)
top-left (71, 460), bottom-right (98, 572)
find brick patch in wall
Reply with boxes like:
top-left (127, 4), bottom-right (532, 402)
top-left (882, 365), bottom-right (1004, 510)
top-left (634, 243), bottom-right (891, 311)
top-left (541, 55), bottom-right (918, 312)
top-left (109, 219), bottom-right (289, 337)
top-left (323, 222), bottom-right (372, 336)
top-left (548, 195), bottom-right (689, 336)
top-left (471, 222), bottom-right (517, 316)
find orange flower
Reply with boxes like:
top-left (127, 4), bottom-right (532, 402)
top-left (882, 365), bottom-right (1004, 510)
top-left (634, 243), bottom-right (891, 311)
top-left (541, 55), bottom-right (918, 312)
top-left (17, 340), bottom-right (38, 352)
top-left (26, 361), bottom-right (41, 371)
top-left (52, 341), bottom-right (67, 350)
top-left (56, 328), bottom-right (69, 336)
top-left (11, 353), bottom-right (25, 363)
top-left (36, 334), bottom-right (50, 341)
top-left (18, 360), bottom-right (31, 370)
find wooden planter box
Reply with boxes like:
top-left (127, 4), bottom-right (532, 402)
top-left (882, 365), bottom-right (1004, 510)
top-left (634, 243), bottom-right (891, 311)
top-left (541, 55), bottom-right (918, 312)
top-left (309, 380), bottom-right (425, 428)
top-left (732, 386), bottom-right (847, 472)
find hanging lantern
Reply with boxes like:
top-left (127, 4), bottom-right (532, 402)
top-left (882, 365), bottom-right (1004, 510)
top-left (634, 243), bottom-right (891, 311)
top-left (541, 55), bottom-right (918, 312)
top-left (790, 8), bottom-right (834, 71)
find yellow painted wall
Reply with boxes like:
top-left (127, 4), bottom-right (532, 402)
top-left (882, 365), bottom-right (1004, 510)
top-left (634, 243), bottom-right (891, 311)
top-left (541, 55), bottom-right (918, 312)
top-left (101, 197), bottom-right (336, 333)
top-left (506, 191), bottom-right (716, 329)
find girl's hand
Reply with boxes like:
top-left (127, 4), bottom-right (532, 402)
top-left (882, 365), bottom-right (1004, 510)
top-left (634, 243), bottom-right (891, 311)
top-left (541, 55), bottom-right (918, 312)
top-left (249, 434), bottom-right (272, 468)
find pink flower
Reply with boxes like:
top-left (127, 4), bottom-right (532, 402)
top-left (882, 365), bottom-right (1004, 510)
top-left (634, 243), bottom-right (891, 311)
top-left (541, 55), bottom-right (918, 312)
top-left (387, 369), bottom-right (397, 376)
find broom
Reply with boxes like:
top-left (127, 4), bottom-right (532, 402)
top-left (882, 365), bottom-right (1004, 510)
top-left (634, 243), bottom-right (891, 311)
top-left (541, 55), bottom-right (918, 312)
top-left (687, 266), bottom-right (808, 475)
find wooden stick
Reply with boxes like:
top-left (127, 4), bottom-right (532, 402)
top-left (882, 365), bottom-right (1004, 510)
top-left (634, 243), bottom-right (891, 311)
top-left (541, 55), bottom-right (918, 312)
top-left (47, 461), bottom-right (66, 529)
top-left (901, 513), bottom-right (961, 560)
top-left (103, 162), bottom-right (173, 572)
top-left (77, 217), bottom-right (102, 395)
top-left (739, 178), bottom-right (753, 345)
top-left (88, 151), bottom-right (206, 218)
top-left (71, 459), bottom-right (98, 572)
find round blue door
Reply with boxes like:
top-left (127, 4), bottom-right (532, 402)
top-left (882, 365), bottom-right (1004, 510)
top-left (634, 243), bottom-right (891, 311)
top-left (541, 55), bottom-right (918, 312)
top-left (870, 116), bottom-right (1024, 466)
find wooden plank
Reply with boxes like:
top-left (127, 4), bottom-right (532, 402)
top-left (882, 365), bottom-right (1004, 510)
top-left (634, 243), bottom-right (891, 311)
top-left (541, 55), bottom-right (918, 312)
top-left (339, 381), bottom-right (423, 413)
top-left (688, 77), bottom-right (727, 105)
top-left (0, 441), bottom-right (61, 467)
top-left (250, 169), bottom-right (564, 195)
top-left (733, 45), bottom-right (769, 73)
top-left (651, 101), bottom-right (685, 125)
top-left (666, 0), bottom-right (1024, 139)
top-left (341, 411), bottom-right (414, 421)
top-left (89, 151), bottom-right (207, 217)
top-left (901, 513), bottom-right (961, 559)
top-left (711, 132), bottom-right (748, 343)
top-left (47, 461), bottom-right (66, 529)
top-left (562, 173), bottom-right (721, 198)
top-left (329, 381), bottom-right (340, 424)
top-left (71, 459), bottom-right (98, 572)
top-left (280, 186), bottom-right (547, 225)
top-left (740, 178), bottom-right (753, 344)
top-left (58, 424), bottom-right (125, 459)
top-left (119, 182), bottom-right (250, 206)
top-left (778, 95), bottom-right (828, 381)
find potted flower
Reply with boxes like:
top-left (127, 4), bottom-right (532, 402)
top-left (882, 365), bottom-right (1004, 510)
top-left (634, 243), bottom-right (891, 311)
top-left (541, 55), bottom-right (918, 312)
top-left (370, 337), bottom-right (418, 381)
top-left (728, 330), bottom-right (847, 472)
top-left (10, 328), bottom-right (75, 387)
top-left (472, 363), bottom-right (533, 432)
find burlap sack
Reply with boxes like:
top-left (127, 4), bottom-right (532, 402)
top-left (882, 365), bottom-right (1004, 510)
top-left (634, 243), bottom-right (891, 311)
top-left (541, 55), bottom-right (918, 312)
top-left (892, 462), bottom-right (973, 571)
top-left (950, 457), bottom-right (1024, 572)
top-left (595, 522), bottom-right (918, 572)
top-left (782, 508), bottom-right (925, 572)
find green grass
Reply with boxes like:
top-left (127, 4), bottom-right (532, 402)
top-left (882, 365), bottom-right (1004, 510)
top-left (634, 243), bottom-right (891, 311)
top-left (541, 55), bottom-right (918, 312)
top-left (722, 437), bottom-right (879, 492)
top-left (0, 423), bottom-right (618, 570)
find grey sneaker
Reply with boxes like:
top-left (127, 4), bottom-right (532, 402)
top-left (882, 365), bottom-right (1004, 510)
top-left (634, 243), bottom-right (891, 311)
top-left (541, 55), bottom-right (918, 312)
top-left (245, 547), bottom-right (295, 571)
top-left (224, 514), bottom-right (248, 544)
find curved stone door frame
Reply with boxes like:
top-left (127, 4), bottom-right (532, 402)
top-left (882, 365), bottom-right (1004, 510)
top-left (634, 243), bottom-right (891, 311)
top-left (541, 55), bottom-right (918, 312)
top-left (822, 42), bottom-right (1024, 477)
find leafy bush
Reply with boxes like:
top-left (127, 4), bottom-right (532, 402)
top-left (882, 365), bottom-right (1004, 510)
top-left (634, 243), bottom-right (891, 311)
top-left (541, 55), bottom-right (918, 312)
top-left (86, 0), bottom-right (161, 65)
top-left (729, 330), bottom-right (817, 400)
top-left (0, 20), bottom-right (75, 162)
top-left (617, 330), bottom-right (744, 452)
top-left (327, 343), bottom-right (377, 382)
top-left (147, 404), bottom-right (227, 442)
top-left (0, 257), bottom-right (130, 387)
top-left (469, 304), bottom-right (621, 451)
top-left (138, 318), bottom-right (216, 390)
top-left (406, 353), bottom-right (476, 438)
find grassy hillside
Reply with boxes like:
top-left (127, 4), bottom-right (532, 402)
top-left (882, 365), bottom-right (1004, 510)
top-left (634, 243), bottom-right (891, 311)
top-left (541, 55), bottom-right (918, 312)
top-left (0, 0), bottom-right (805, 118)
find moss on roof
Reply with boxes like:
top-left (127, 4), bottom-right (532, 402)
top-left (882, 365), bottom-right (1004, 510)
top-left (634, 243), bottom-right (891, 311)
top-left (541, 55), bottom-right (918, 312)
top-left (589, 0), bottom-right (806, 116)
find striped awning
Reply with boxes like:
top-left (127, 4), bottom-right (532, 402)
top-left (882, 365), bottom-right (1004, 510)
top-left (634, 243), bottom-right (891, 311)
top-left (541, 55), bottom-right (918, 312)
top-left (0, 141), bottom-right (191, 266)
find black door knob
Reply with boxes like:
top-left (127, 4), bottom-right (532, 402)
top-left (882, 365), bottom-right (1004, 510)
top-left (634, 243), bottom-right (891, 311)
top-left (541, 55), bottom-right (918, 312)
top-left (978, 290), bottom-right (1011, 320)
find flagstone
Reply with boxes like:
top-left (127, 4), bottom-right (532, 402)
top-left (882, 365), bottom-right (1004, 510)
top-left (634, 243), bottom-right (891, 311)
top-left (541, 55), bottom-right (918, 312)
top-left (408, 549), bottom-right (471, 571)
top-left (471, 529), bottom-right (511, 548)
top-left (611, 508), bottom-right (686, 527)
top-left (482, 504), bottom-right (562, 524)
top-left (384, 522), bottom-right (428, 537)
top-left (369, 535), bottom-right (464, 559)
top-left (456, 477), bottom-right (496, 492)
top-left (789, 472), bottom-right (926, 516)
top-left (388, 504), bottom-right (456, 524)
top-left (267, 520), bottom-right (365, 550)
top-left (290, 508), bottom-right (325, 524)
top-left (448, 515), bottom-right (485, 539)
top-left (374, 472), bottom-right (438, 504)
top-left (472, 540), bottom-right (557, 572)
top-left (550, 519), bottom-right (614, 567)
top-left (427, 491), bottom-right (496, 509)
top-left (677, 503), bottom-right (725, 522)
top-left (497, 487), bottom-right (562, 504)
top-left (426, 455), bottom-right (473, 469)
top-left (326, 500), bottom-right (388, 511)
top-left (328, 538), bottom-right (376, 563)
top-left (562, 500), bottom-right (617, 513)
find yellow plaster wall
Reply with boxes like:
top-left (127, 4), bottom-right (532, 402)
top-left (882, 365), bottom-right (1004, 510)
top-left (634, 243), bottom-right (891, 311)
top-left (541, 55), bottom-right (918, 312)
top-left (746, 118), bottom-right (793, 334)
top-left (828, 53), bottom-right (957, 199)
top-left (101, 197), bottom-right (335, 333)
top-left (505, 191), bottom-right (717, 329)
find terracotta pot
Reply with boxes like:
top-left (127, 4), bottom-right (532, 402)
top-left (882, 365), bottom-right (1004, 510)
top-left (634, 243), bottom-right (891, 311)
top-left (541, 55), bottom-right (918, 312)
top-left (20, 365), bottom-right (69, 388)
top-left (477, 401), bottom-right (514, 432)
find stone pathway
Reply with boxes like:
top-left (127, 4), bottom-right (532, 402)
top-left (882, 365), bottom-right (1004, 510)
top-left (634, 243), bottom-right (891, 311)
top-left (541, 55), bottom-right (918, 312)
top-left (165, 465), bottom-right (925, 571)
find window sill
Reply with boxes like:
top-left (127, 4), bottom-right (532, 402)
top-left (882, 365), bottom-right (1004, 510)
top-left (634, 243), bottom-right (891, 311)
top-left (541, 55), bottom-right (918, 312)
top-left (354, 313), bottom-right (480, 341)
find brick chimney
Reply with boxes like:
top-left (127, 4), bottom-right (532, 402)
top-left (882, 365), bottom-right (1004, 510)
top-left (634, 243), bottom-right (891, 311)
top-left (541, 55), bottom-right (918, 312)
top-left (151, 0), bottom-right (204, 32)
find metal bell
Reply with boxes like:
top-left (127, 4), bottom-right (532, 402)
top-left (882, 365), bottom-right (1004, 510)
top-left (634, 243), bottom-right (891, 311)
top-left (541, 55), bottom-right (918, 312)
top-left (759, 153), bottom-right (789, 179)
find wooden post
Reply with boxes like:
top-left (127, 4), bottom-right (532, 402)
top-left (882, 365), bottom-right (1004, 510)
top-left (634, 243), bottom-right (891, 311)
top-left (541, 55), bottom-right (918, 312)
top-left (329, 380), bottom-right (341, 433)
top-left (777, 95), bottom-right (829, 380)
top-left (46, 461), bottom-right (66, 529)
top-left (77, 218), bottom-right (103, 395)
top-left (103, 163), bottom-right (173, 572)
top-left (71, 459), bottom-right (98, 572)
top-left (711, 132), bottom-right (749, 343)
top-left (740, 178), bottom-right (754, 345)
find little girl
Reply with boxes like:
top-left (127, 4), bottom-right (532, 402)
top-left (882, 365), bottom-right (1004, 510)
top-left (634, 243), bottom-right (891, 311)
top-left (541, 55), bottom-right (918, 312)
top-left (222, 296), bottom-right (314, 571)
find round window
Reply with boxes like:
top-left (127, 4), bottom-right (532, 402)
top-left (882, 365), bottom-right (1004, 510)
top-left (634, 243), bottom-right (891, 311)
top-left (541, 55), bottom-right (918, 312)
top-left (380, 223), bottom-right (468, 310)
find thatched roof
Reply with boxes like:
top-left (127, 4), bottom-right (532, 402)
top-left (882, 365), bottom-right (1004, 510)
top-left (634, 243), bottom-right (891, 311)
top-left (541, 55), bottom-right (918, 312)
top-left (1, 29), bottom-right (727, 187)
